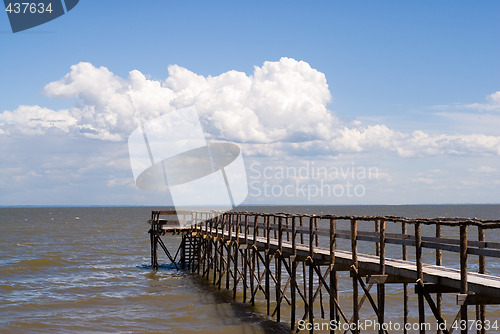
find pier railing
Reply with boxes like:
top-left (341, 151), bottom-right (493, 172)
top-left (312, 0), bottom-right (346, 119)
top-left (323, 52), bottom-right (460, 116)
top-left (149, 210), bottom-right (500, 334)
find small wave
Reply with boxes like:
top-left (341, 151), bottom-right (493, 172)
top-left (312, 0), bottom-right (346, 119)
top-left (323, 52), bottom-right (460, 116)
top-left (0, 284), bottom-right (15, 293)
top-left (135, 264), bottom-right (151, 270)
top-left (136, 263), bottom-right (179, 271)
top-left (16, 257), bottom-right (69, 267)
top-left (0, 257), bottom-right (71, 277)
top-left (15, 243), bottom-right (36, 247)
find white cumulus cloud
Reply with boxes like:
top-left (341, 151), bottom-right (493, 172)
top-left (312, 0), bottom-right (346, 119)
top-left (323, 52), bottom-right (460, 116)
top-left (39, 57), bottom-right (336, 143)
top-left (1, 58), bottom-right (499, 158)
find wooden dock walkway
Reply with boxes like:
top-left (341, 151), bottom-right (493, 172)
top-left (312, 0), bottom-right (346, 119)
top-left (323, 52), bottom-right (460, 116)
top-left (148, 210), bottom-right (500, 334)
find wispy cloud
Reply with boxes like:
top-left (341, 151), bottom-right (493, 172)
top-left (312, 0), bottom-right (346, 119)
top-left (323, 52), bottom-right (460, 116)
top-left (432, 91), bottom-right (500, 112)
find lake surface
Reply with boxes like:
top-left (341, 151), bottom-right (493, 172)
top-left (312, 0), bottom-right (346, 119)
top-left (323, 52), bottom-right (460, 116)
top-left (1, 205), bottom-right (499, 333)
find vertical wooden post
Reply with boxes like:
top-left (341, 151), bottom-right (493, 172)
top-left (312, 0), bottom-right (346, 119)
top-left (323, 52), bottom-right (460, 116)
top-left (233, 214), bottom-right (241, 300)
top-left (243, 214), bottom-right (249, 303)
top-left (232, 241), bottom-right (238, 299)
top-left (460, 224), bottom-right (468, 334)
top-left (150, 229), bottom-right (158, 270)
top-left (219, 215), bottom-right (226, 289)
top-left (329, 218), bottom-right (337, 334)
top-left (291, 216), bottom-right (297, 331)
top-left (378, 219), bottom-right (386, 334)
top-left (150, 212), bottom-right (159, 270)
top-left (211, 217), bottom-right (216, 284)
top-left (415, 222), bottom-right (425, 334)
top-left (266, 215), bottom-right (271, 316)
top-left (196, 214), bottom-right (201, 273)
top-left (197, 220), bottom-right (203, 275)
top-left (207, 217), bottom-right (212, 276)
top-left (214, 216), bottom-right (220, 286)
top-left (402, 221), bottom-right (408, 334)
top-left (477, 225), bottom-right (486, 334)
top-left (253, 215), bottom-right (259, 246)
top-left (286, 215), bottom-right (291, 242)
top-left (300, 216), bottom-right (307, 303)
top-left (226, 214), bottom-right (232, 290)
top-left (250, 215), bottom-right (258, 306)
top-left (309, 216), bottom-right (315, 333)
top-left (314, 217), bottom-right (324, 319)
top-left (203, 220), bottom-right (208, 278)
top-left (435, 223), bottom-right (442, 334)
top-left (276, 216), bottom-right (283, 322)
top-left (351, 219), bottom-right (359, 334)
top-left (180, 234), bottom-right (186, 269)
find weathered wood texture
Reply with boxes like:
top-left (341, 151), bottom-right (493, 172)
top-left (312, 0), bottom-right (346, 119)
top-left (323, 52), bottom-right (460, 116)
top-left (148, 211), bottom-right (500, 333)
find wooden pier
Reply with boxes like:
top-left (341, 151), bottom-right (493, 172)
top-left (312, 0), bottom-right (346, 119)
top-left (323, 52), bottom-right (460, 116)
top-left (148, 210), bottom-right (500, 333)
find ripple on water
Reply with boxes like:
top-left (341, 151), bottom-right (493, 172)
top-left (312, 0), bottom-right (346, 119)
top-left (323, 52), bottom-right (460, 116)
top-left (0, 257), bottom-right (72, 277)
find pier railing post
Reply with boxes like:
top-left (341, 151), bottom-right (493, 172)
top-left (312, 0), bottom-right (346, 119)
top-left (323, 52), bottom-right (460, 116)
top-left (329, 218), bottom-right (337, 334)
top-left (309, 216), bottom-right (316, 333)
top-left (351, 218), bottom-right (359, 334)
top-left (436, 222), bottom-right (442, 334)
top-left (314, 217), bottom-right (325, 319)
top-left (243, 214), bottom-right (249, 303)
top-left (226, 213), bottom-right (232, 290)
top-left (250, 215), bottom-right (258, 306)
top-left (233, 214), bottom-right (241, 300)
top-left (299, 216), bottom-right (307, 303)
top-left (402, 221), bottom-right (409, 334)
top-left (378, 219), bottom-right (386, 334)
top-left (180, 235), bottom-right (186, 270)
top-left (415, 222), bottom-right (425, 334)
top-left (477, 225), bottom-right (486, 334)
top-left (266, 215), bottom-right (271, 316)
top-left (276, 216), bottom-right (283, 322)
top-left (213, 215), bottom-right (220, 286)
top-left (291, 215), bottom-right (297, 330)
top-left (218, 214), bottom-right (226, 290)
top-left (197, 214), bottom-right (204, 272)
top-left (459, 224), bottom-right (468, 334)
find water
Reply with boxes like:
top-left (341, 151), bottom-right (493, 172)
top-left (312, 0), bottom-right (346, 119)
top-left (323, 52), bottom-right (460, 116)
top-left (1, 205), bottom-right (499, 333)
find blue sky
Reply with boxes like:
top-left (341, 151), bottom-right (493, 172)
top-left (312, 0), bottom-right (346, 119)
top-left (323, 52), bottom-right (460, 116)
top-left (1, 1), bottom-right (499, 205)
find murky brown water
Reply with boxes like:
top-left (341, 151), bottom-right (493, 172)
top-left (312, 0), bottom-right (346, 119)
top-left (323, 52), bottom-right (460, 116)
top-left (1, 205), bottom-right (499, 333)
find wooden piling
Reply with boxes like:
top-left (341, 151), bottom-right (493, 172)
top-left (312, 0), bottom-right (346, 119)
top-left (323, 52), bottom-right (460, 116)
top-left (460, 225), bottom-right (468, 334)
top-left (266, 215), bottom-right (271, 316)
top-left (415, 222), bottom-right (425, 334)
top-left (291, 216), bottom-right (297, 331)
top-left (378, 219), bottom-right (385, 334)
top-left (477, 225), bottom-right (486, 334)
top-left (329, 218), bottom-right (336, 334)
top-left (276, 216), bottom-right (283, 322)
top-left (436, 223), bottom-right (442, 334)
top-left (402, 221), bottom-right (409, 334)
top-left (309, 216), bottom-right (315, 333)
top-left (351, 219), bottom-right (358, 334)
